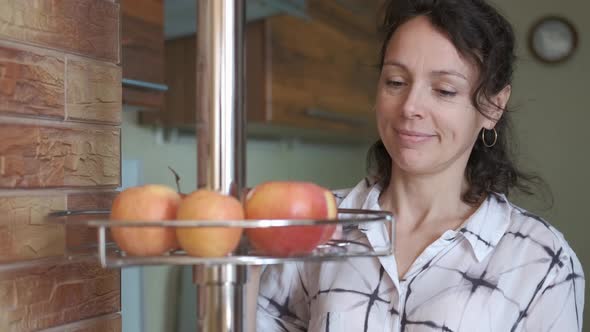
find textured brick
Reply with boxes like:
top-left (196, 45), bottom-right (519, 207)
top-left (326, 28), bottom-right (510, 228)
top-left (66, 57), bottom-right (121, 124)
top-left (0, 124), bottom-right (120, 188)
top-left (0, 195), bottom-right (66, 262)
top-left (0, 0), bottom-right (119, 62)
top-left (0, 43), bottom-right (65, 119)
top-left (0, 258), bottom-right (120, 331)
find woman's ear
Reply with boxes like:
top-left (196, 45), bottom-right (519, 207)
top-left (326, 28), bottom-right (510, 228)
top-left (483, 84), bottom-right (511, 129)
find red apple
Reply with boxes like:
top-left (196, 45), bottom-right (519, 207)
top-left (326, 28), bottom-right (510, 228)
top-left (110, 185), bottom-right (181, 256)
top-left (244, 181), bottom-right (337, 256)
top-left (176, 190), bottom-right (244, 257)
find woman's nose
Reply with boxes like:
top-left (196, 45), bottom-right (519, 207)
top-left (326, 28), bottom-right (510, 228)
top-left (401, 86), bottom-right (424, 119)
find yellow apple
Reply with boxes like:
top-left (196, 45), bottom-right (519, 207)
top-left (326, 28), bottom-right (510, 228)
top-left (176, 189), bottom-right (244, 257)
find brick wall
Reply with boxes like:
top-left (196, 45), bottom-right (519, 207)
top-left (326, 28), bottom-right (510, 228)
top-left (0, 0), bottom-right (122, 330)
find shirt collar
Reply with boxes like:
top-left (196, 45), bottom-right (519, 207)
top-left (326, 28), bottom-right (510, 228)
top-left (337, 178), bottom-right (379, 210)
top-left (338, 179), bottom-right (513, 262)
top-left (456, 193), bottom-right (512, 262)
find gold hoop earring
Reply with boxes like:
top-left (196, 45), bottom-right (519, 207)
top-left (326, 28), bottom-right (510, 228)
top-left (481, 128), bottom-right (497, 148)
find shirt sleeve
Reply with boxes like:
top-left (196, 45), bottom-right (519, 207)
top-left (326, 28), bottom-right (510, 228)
top-left (256, 262), bottom-right (310, 332)
top-left (523, 247), bottom-right (585, 332)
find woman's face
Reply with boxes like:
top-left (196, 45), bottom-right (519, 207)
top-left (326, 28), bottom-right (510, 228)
top-left (376, 16), bottom-right (495, 177)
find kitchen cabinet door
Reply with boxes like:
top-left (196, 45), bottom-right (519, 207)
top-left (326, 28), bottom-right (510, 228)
top-left (141, 0), bottom-right (381, 143)
top-left (121, 0), bottom-right (166, 110)
top-left (247, 0), bottom-right (380, 141)
top-left (140, 35), bottom-right (196, 127)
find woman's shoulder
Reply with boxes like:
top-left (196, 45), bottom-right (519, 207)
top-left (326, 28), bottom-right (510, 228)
top-left (501, 197), bottom-right (582, 272)
top-left (506, 200), bottom-right (569, 245)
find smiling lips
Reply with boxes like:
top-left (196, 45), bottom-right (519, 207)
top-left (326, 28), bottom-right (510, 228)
top-left (395, 129), bottom-right (436, 144)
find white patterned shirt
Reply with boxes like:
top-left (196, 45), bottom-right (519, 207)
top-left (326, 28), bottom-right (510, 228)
top-left (256, 179), bottom-right (585, 332)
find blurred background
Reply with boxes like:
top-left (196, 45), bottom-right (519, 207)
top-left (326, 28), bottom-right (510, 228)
top-left (119, 0), bottom-right (589, 331)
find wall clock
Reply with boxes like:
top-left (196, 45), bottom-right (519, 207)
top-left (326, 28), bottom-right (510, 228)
top-left (529, 16), bottom-right (578, 64)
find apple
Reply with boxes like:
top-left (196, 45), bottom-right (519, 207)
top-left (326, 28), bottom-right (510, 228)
top-left (244, 181), bottom-right (338, 256)
top-left (176, 189), bottom-right (244, 257)
top-left (110, 185), bottom-right (181, 256)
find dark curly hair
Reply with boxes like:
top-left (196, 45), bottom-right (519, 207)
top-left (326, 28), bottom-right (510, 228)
top-left (367, 0), bottom-right (543, 205)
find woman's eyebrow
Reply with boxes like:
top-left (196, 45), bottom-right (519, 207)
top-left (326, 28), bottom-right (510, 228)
top-left (383, 61), bottom-right (468, 81)
top-left (431, 70), bottom-right (468, 81)
top-left (382, 60), bottom-right (406, 69)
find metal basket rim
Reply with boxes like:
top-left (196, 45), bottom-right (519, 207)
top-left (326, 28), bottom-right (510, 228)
top-left (46, 208), bottom-right (393, 228)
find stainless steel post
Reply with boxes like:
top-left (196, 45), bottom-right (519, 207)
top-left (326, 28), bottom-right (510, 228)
top-left (194, 264), bottom-right (248, 332)
top-left (194, 0), bottom-right (247, 332)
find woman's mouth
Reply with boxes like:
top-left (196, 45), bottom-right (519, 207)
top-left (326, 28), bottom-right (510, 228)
top-left (395, 129), bottom-right (436, 144)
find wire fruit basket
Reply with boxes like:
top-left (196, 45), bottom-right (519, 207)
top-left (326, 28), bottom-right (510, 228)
top-left (46, 208), bottom-right (394, 268)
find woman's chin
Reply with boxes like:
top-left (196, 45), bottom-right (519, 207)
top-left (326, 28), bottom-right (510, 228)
top-left (392, 153), bottom-right (437, 176)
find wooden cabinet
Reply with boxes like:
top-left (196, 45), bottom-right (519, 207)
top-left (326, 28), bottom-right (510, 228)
top-left (121, 0), bottom-right (166, 110)
top-left (140, 35), bottom-right (196, 127)
top-left (142, 0), bottom-right (380, 143)
top-left (247, 1), bottom-right (379, 140)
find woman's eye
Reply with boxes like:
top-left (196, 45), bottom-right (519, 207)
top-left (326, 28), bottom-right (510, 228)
top-left (386, 80), bottom-right (405, 87)
top-left (436, 89), bottom-right (457, 97)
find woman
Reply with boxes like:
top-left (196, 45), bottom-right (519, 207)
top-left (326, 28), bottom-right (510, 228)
top-left (256, 0), bottom-right (584, 331)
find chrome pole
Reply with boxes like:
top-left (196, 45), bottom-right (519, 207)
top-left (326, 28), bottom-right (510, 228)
top-left (195, 0), bottom-right (247, 332)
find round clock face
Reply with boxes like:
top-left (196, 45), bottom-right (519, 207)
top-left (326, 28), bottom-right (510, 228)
top-left (529, 16), bottom-right (578, 64)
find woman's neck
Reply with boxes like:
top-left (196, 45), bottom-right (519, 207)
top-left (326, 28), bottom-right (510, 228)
top-left (379, 163), bottom-right (475, 231)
